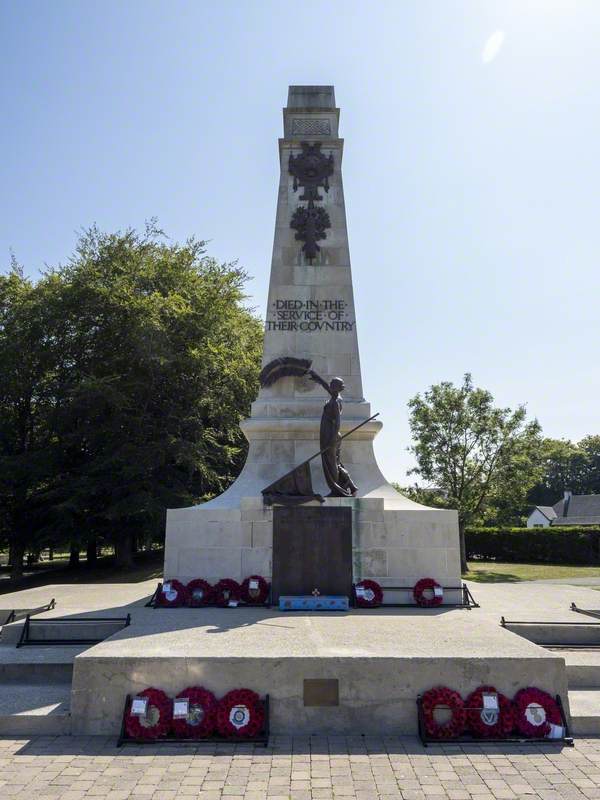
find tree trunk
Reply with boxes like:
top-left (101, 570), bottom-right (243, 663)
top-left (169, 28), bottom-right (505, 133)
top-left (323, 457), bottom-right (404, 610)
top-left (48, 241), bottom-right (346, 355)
top-left (459, 519), bottom-right (468, 574)
top-left (9, 541), bottom-right (24, 579)
top-left (86, 538), bottom-right (98, 567)
top-left (69, 545), bottom-right (80, 567)
top-left (114, 533), bottom-right (134, 569)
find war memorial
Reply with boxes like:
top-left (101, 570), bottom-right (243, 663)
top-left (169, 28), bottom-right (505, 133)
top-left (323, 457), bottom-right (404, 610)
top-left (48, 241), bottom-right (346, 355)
top-left (0, 86), bottom-right (590, 743)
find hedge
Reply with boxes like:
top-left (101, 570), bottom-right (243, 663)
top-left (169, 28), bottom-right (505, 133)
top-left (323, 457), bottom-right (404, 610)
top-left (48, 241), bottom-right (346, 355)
top-left (465, 527), bottom-right (600, 565)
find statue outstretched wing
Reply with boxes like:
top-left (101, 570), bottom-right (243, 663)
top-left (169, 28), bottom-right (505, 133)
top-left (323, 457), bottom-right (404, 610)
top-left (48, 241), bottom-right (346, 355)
top-left (259, 356), bottom-right (312, 387)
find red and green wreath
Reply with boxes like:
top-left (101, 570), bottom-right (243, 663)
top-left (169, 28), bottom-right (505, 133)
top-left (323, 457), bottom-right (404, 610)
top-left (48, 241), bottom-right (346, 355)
top-left (354, 579), bottom-right (383, 608)
top-left (241, 575), bottom-right (270, 605)
top-left (216, 688), bottom-right (265, 738)
top-left (186, 579), bottom-right (214, 607)
top-left (170, 686), bottom-right (218, 739)
top-left (465, 685), bottom-right (514, 738)
top-left (156, 579), bottom-right (190, 608)
top-left (421, 686), bottom-right (466, 739)
top-left (514, 687), bottom-right (563, 738)
top-left (125, 687), bottom-right (172, 740)
top-left (213, 578), bottom-right (242, 607)
top-left (413, 578), bottom-right (443, 608)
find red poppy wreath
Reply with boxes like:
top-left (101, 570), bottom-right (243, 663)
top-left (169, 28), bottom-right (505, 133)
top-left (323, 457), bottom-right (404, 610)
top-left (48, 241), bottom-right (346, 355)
top-left (421, 686), bottom-right (466, 739)
top-left (413, 578), bottom-right (443, 608)
top-left (354, 579), bottom-right (383, 608)
top-left (125, 687), bottom-right (172, 740)
top-left (240, 575), bottom-right (270, 605)
top-left (187, 579), bottom-right (214, 607)
top-left (216, 688), bottom-right (265, 738)
top-left (514, 687), bottom-right (563, 738)
top-left (171, 686), bottom-right (218, 739)
top-left (213, 578), bottom-right (242, 607)
top-left (466, 685), bottom-right (514, 738)
top-left (156, 579), bottom-right (190, 608)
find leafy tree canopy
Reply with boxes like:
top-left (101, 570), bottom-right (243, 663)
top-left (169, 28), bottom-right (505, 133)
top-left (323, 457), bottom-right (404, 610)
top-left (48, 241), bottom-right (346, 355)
top-left (0, 223), bottom-right (263, 574)
top-left (407, 373), bottom-right (542, 571)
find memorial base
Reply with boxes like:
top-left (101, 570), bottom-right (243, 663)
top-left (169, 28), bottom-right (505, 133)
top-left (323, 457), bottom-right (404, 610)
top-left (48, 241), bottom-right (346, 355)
top-left (164, 496), bottom-right (461, 595)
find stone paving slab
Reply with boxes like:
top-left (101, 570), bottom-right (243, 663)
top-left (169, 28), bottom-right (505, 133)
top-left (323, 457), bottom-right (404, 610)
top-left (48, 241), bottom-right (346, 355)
top-left (2, 734), bottom-right (600, 799)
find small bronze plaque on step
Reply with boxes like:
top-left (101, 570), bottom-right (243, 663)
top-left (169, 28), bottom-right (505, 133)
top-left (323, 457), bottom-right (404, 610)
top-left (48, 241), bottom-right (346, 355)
top-left (303, 679), bottom-right (339, 707)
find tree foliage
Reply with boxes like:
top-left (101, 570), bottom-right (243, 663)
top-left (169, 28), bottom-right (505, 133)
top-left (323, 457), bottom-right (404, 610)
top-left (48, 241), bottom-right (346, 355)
top-left (407, 373), bottom-right (542, 571)
top-left (528, 436), bottom-right (600, 507)
top-left (0, 224), bottom-right (263, 574)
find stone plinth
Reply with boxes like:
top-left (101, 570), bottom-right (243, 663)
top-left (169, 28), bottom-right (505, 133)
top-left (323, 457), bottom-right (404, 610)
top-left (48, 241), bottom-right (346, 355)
top-left (69, 605), bottom-right (568, 735)
top-left (165, 497), bottom-right (461, 591)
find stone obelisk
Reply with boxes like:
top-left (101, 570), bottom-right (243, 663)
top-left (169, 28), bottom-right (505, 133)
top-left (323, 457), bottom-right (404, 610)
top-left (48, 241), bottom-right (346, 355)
top-left (164, 86), bottom-right (460, 591)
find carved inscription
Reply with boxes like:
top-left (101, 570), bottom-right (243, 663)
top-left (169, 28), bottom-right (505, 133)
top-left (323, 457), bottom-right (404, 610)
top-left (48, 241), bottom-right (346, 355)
top-left (267, 299), bottom-right (355, 332)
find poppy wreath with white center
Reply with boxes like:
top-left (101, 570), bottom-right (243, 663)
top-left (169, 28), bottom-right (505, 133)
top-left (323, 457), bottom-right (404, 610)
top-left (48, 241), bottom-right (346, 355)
top-left (186, 579), bottom-right (214, 607)
top-left (240, 575), bottom-right (270, 605)
top-left (421, 686), bottom-right (466, 739)
top-left (171, 686), bottom-right (218, 739)
top-left (466, 685), bottom-right (515, 738)
top-left (213, 578), bottom-right (242, 607)
top-left (354, 579), bottom-right (383, 608)
top-left (125, 687), bottom-right (172, 740)
top-left (514, 687), bottom-right (562, 738)
top-left (413, 577), bottom-right (443, 608)
top-left (216, 688), bottom-right (265, 738)
top-left (156, 579), bottom-right (190, 608)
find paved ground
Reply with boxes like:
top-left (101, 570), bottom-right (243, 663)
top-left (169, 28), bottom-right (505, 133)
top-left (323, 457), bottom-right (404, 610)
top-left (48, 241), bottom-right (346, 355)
top-left (2, 735), bottom-right (600, 799)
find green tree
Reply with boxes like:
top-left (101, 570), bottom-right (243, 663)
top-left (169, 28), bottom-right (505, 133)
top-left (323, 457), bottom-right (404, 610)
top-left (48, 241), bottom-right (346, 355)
top-left (1, 224), bottom-right (263, 572)
top-left (407, 374), bottom-right (542, 572)
top-left (0, 262), bottom-right (61, 576)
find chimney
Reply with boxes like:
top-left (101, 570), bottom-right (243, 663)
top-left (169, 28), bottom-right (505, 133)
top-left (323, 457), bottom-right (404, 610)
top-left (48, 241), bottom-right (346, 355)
top-left (563, 489), bottom-right (572, 516)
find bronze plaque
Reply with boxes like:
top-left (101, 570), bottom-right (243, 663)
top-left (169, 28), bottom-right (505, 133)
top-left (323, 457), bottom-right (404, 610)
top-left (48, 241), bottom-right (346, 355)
top-left (272, 506), bottom-right (352, 603)
top-left (303, 678), bottom-right (339, 707)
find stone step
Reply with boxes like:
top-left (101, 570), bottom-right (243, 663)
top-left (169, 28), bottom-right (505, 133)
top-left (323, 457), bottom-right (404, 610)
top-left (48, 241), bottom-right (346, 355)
top-left (568, 689), bottom-right (600, 735)
top-left (1, 616), bottom-right (129, 646)
top-left (503, 621), bottom-right (600, 647)
top-left (559, 649), bottom-right (600, 688)
top-left (0, 683), bottom-right (71, 735)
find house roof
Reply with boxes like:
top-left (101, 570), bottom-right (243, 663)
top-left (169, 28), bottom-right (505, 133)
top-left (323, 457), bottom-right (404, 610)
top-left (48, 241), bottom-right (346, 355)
top-left (550, 494), bottom-right (600, 526)
top-left (533, 506), bottom-right (557, 522)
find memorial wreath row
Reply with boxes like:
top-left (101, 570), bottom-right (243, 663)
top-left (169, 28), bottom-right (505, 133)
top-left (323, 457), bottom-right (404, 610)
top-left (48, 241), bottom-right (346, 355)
top-left (124, 686), bottom-right (266, 740)
top-left (354, 577), bottom-right (444, 608)
top-left (421, 684), bottom-right (565, 740)
top-left (157, 575), bottom-right (270, 607)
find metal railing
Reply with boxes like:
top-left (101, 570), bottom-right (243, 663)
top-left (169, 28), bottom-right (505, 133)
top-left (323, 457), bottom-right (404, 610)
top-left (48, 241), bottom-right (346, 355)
top-left (16, 612), bottom-right (131, 647)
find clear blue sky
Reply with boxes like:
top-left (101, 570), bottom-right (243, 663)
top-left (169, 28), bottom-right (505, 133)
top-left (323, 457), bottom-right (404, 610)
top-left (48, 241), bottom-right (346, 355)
top-left (2, 0), bottom-right (599, 483)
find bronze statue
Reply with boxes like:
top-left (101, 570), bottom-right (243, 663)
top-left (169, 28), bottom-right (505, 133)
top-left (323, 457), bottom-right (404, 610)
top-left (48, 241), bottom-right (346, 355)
top-left (259, 357), bottom-right (364, 501)
top-left (308, 370), bottom-right (358, 497)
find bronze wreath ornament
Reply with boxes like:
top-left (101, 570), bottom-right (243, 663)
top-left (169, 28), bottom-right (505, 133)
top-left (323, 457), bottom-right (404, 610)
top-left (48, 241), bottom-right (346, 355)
top-left (413, 578), bottom-right (443, 608)
top-left (421, 686), bottom-right (466, 739)
top-left (216, 688), bottom-right (265, 738)
top-left (354, 579), bottom-right (383, 608)
top-left (157, 579), bottom-right (190, 608)
top-left (186, 579), bottom-right (214, 607)
top-left (465, 685), bottom-right (514, 738)
top-left (171, 686), bottom-right (218, 739)
top-left (240, 575), bottom-right (270, 605)
top-left (514, 687), bottom-right (563, 738)
top-left (125, 687), bottom-right (172, 740)
top-left (213, 578), bottom-right (242, 607)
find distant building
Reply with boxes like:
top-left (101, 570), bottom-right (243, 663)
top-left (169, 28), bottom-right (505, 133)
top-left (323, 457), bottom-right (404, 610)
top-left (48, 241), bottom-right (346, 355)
top-left (527, 490), bottom-right (600, 528)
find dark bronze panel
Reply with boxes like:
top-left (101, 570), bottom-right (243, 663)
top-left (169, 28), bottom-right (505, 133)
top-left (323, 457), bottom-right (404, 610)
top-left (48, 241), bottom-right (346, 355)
top-left (303, 678), bottom-right (339, 707)
top-left (272, 506), bottom-right (352, 602)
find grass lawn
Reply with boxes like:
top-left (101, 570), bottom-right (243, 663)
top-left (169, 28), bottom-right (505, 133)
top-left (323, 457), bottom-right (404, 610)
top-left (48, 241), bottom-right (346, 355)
top-left (464, 561), bottom-right (600, 583)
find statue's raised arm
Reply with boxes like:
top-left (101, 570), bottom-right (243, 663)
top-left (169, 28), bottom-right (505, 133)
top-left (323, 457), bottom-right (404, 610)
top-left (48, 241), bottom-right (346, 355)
top-left (307, 369), bottom-right (332, 395)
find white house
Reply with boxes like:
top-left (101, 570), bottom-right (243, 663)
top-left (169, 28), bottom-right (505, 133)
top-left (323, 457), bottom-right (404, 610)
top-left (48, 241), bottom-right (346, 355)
top-left (527, 490), bottom-right (600, 528)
